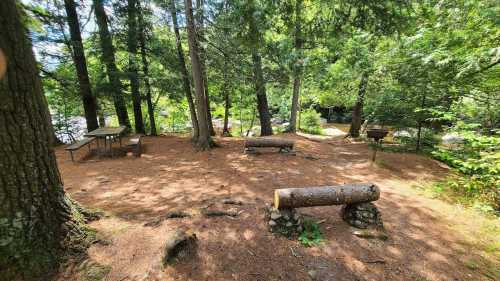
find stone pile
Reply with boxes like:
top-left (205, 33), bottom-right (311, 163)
top-left (341, 202), bottom-right (383, 229)
top-left (266, 205), bottom-right (304, 237)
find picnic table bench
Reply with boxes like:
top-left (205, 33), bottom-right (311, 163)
top-left (65, 137), bottom-right (95, 162)
top-left (126, 134), bottom-right (143, 156)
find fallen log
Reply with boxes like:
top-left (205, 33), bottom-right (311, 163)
top-left (244, 138), bottom-right (294, 151)
top-left (274, 184), bottom-right (380, 209)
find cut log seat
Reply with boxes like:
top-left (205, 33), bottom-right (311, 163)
top-left (126, 134), bottom-right (143, 156)
top-left (274, 183), bottom-right (380, 209)
top-left (65, 137), bottom-right (95, 162)
top-left (244, 138), bottom-right (294, 153)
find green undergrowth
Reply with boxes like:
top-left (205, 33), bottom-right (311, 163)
top-left (298, 219), bottom-right (324, 247)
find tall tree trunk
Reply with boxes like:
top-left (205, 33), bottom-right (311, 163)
top-left (246, 0), bottom-right (273, 136)
top-left (127, 0), bottom-right (145, 134)
top-left (63, 0), bottom-right (99, 132)
top-left (137, 1), bottom-right (156, 136)
top-left (222, 57), bottom-right (230, 136)
top-left (0, 1), bottom-right (86, 278)
top-left (185, 0), bottom-right (213, 149)
top-left (195, 0), bottom-right (216, 136)
top-left (288, 0), bottom-right (303, 133)
top-left (348, 72), bottom-right (369, 138)
top-left (251, 51), bottom-right (273, 136)
top-left (222, 89), bottom-right (230, 136)
top-left (416, 92), bottom-right (427, 152)
top-left (93, 0), bottom-right (131, 129)
top-left (169, 0), bottom-right (199, 140)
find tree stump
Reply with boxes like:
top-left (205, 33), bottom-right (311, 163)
top-left (162, 229), bottom-right (197, 266)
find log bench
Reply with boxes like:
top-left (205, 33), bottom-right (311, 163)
top-left (244, 138), bottom-right (294, 153)
top-left (126, 134), bottom-right (143, 156)
top-left (65, 137), bottom-right (95, 162)
top-left (269, 184), bottom-right (383, 230)
top-left (274, 184), bottom-right (380, 209)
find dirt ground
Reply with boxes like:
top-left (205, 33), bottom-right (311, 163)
top-left (54, 134), bottom-right (498, 281)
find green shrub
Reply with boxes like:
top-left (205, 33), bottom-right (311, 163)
top-left (298, 219), bottom-right (324, 247)
top-left (431, 130), bottom-right (500, 212)
top-left (299, 109), bottom-right (323, 135)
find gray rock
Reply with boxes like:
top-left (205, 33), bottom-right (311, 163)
top-left (270, 212), bottom-right (282, 220)
top-left (268, 220), bottom-right (277, 226)
top-left (308, 270), bottom-right (318, 280)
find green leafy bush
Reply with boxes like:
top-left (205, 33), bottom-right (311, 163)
top-left (431, 131), bottom-right (500, 212)
top-left (298, 219), bottom-right (324, 247)
top-left (299, 109), bottom-right (323, 135)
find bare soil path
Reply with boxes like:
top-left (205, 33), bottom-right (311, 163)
top-left (55, 134), bottom-right (499, 281)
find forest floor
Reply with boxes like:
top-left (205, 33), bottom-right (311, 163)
top-left (54, 133), bottom-right (499, 281)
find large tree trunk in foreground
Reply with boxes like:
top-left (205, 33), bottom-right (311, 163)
top-left (348, 72), bottom-right (369, 138)
top-left (138, 1), bottom-right (156, 136)
top-left (0, 1), bottom-right (85, 278)
top-left (127, 0), bottom-right (145, 134)
top-left (185, 0), bottom-right (213, 149)
top-left (64, 0), bottom-right (99, 132)
top-left (274, 184), bottom-right (380, 209)
top-left (93, 0), bottom-right (131, 129)
top-left (288, 0), bottom-right (303, 133)
top-left (170, 0), bottom-right (199, 140)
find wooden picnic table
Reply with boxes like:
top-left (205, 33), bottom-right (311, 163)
top-left (85, 126), bottom-right (126, 157)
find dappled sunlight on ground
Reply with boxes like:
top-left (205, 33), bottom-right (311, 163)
top-left (55, 134), bottom-right (498, 281)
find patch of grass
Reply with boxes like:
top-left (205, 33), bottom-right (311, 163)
top-left (82, 263), bottom-right (111, 281)
top-left (426, 179), bottom-right (499, 217)
top-left (464, 259), bottom-right (480, 270)
top-left (298, 219), bottom-right (324, 247)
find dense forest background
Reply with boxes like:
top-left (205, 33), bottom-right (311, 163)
top-left (25, 0), bottom-right (499, 210)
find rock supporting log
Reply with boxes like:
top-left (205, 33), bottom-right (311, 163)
top-left (266, 206), bottom-right (303, 237)
top-left (244, 138), bottom-right (294, 152)
top-left (341, 202), bottom-right (383, 229)
top-left (274, 184), bottom-right (380, 210)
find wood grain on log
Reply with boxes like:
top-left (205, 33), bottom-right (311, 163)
top-left (274, 184), bottom-right (380, 209)
top-left (245, 138), bottom-right (294, 149)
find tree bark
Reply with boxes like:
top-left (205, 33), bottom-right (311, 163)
top-left (185, 0), bottom-right (213, 149)
top-left (416, 92), bottom-right (427, 152)
top-left (288, 0), bottom-right (303, 133)
top-left (195, 0), bottom-right (216, 136)
top-left (0, 1), bottom-right (85, 278)
top-left (169, 0), bottom-right (199, 140)
top-left (348, 72), bottom-right (369, 137)
top-left (64, 0), bottom-right (99, 132)
top-left (127, 0), bottom-right (145, 134)
top-left (251, 51), bottom-right (273, 136)
top-left (137, 1), bottom-right (156, 136)
top-left (222, 74), bottom-right (231, 136)
top-left (93, 0), bottom-right (131, 129)
top-left (246, 0), bottom-right (273, 136)
top-left (274, 184), bottom-right (380, 209)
